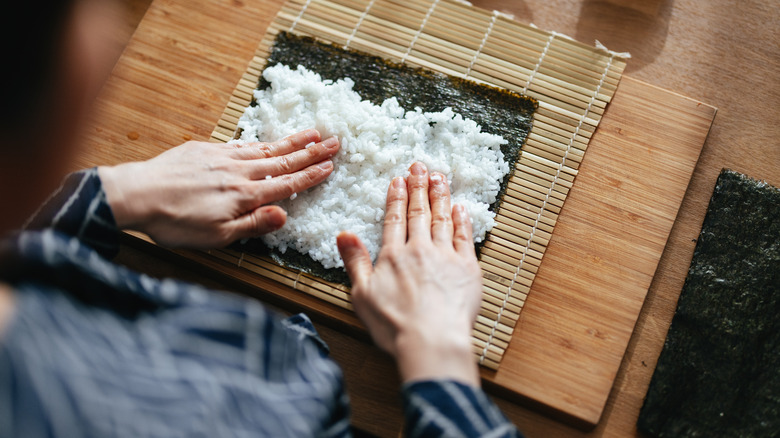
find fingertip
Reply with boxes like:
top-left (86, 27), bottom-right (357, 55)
top-left (452, 203), bottom-right (465, 216)
top-left (452, 204), bottom-right (469, 226)
top-left (452, 203), bottom-right (475, 251)
top-left (284, 129), bottom-right (322, 148)
top-left (306, 130), bottom-right (323, 147)
top-left (336, 231), bottom-right (358, 250)
top-left (409, 161), bottom-right (427, 176)
top-left (304, 128), bottom-right (322, 141)
top-left (261, 205), bottom-right (287, 230)
top-left (317, 159), bottom-right (334, 173)
top-left (390, 176), bottom-right (406, 191)
top-left (428, 172), bottom-right (450, 194)
top-left (336, 231), bottom-right (372, 286)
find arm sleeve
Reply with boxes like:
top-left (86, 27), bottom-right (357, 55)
top-left (24, 168), bottom-right (120, 258)
top-left (402, 380), bottom-right (523, 438)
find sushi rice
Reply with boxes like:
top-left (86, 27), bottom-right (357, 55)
top-left (232, 64), bottom-right (510, 269)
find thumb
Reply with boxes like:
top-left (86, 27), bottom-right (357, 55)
top-left (230, 205), bottom-right (287, 239)
top-left (337, 231), bottom-right (373, 288)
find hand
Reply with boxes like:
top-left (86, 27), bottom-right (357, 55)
top-left (99, 129), bottom-right (339, 248)
top-left (337, 162), bottom-right (483, 386)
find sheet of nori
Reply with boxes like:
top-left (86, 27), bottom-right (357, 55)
top-left (233, 32), bottom-right (537, 285)
top-left (637, 169), bottom-right (780, 437)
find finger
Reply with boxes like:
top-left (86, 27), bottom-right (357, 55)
top-left (229, 205), bottom-right (288, 240)
top-left (251, 160), bottom-right (334, 205)
top-left (337, 231), bottom-right (373, 289)
top-left (248, 136), bottom-right (339, 179)
top-left (230, 129), bottom-right (321, 160)
top-left (382, 177), bottom-right (408, 246)
top-left (406, 162), bottom-right (431, 241)
top-left (429, 172), bottom-right (453, 246)
top-left (452, 204), bottom-right (476, 257)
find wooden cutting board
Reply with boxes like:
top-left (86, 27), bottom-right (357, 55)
top-left (78, 0), bottom-right (716, 428)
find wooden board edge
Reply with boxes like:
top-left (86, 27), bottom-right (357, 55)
top-left (479, 75), bottom-right (717, 428)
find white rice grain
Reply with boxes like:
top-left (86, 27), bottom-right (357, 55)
top-left (234, 64), bottom-right (509, 269)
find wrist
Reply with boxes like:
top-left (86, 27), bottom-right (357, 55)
top-left (98, 162), bottom-right (150, 230)
top-left (395, 329), bottom-right (480, 387)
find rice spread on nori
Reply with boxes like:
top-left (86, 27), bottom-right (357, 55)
top-left (234, 32), bottom-right (537, 284)
top-left (638, 169), bottom-right (780, 437)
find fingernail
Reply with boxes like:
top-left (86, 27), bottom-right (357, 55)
top-left (392, 176), bottom-right (405, 188)
top-left (265, 206), bottom-right (287, 229)
top-left (318, 160), bottom-right (333, 171)
top-left (430, 172), bottom-right (444, 185)
top-left (322, 136), bottom-right (339, 150)
top-left (410, 162), bottom-right (427, 176)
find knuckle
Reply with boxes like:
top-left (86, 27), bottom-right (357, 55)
top-left (409, 243), bottom-right (427, 259)
top-left (407, 203), bottom-right (427, 218)
top-left (310, 143), bottom-right (328, 159)
top-left (429, 181), bottom-right (450, 196)
top-left (380, 245), bottom-right (401, 263)
top-left (431, 211), bottom-right (452, 226)
top-left (383, 211), bottom-right (405, 226)
top-left (233, 180), bottom-right (254, 197)
top-left (276, 174), bottom-right (297, 198)
top-left (235, 142), bottom-right (271, 159)
top-left (385, 189), bottom-right (406, 205)
top-left (276, 155), bottom-right (293, 173)
top-left (407, 177), bottom-right (428, 190)
top-left (249, 212), bottom-right (266, 234)
top-left (275, 138), bottom-right (292, 150)
top-left (209, 158), bottom-right (235, 173)
top-left (254, 144), bottom-right (274, 158)
top-left (301, 165), bottom-right (328, 186)
top-left (453, 229), bottom-right (470, 243)
top-left (349, 285), bottom-right (369, 304)
top-left (214, 225), bottom-right (235, 246)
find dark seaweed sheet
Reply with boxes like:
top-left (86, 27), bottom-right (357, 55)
top-left (234, 32), bottom-right (537, 284)
top-left (637, 169), bottom-right (780, 437)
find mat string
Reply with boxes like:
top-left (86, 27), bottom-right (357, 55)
top-left (293, 270), bottom-right (303, 290)
top-left (479, 50), bottom-right (616, 364)
top-left (345, 0), bottom-right (377, 49)
top-left (237, 252), bottom-right (245, 268)
top-left (289, 0), bottom-right (313, 32)
top-left (401, 0), bottom-right (441, 64)
top-left (464, 10), bottom-right (499, 79)
top-left (522, 32), bottom-right (555, 95)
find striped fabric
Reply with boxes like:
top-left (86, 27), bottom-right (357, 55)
top-left (0, 168), bottom-right (522, 437)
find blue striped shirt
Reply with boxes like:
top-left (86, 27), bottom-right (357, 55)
top-left (0, 169), bottom-right (521, 437)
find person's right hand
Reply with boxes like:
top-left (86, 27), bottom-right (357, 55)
top-left (99, 129), bottom-right (338, 249)
top-left (337, 162), bottom-right (483, 386)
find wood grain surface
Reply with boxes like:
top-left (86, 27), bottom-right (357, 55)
top-left (77, 0), bottom-right (779, 436)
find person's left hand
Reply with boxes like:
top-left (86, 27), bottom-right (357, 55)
top-left (98, 129), bottom-right (339, 248)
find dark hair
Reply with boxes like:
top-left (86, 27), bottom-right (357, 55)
top-left (0, 1), bottom-right (76, 138)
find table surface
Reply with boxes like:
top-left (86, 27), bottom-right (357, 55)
top-left (80, 0), bottom-right (780, 436)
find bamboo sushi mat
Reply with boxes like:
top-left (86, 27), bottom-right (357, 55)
top-left (209, 0), bottom-right (628, 370)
